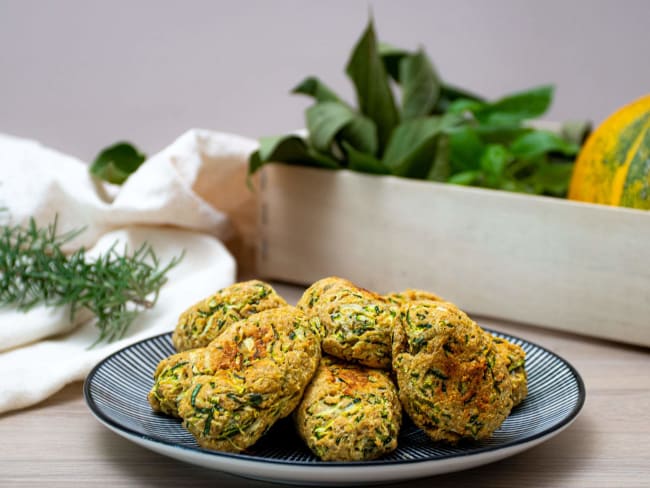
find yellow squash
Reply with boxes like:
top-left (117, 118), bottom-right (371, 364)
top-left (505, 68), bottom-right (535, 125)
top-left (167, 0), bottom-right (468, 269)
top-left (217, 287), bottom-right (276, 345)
top-left (569, 94), bottom-right (650, 209)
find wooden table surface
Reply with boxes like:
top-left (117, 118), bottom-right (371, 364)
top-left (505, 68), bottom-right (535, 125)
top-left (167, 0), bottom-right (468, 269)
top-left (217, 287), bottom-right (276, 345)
top-left (1, 282), bottom-right (649, 488)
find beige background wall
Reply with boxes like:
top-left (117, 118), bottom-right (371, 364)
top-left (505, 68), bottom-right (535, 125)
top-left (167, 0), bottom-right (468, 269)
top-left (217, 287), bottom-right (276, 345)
top-left (1, 0), bottom-right (649, 161)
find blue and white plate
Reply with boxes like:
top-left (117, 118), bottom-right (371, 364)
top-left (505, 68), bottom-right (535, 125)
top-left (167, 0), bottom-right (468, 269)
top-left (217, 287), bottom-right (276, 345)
top-left (84, 331), bottom-right (585, 485)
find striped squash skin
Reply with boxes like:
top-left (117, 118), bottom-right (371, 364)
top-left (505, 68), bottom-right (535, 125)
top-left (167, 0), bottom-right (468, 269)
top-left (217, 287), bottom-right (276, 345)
top-left (569, 94), bottom-right (650, 209)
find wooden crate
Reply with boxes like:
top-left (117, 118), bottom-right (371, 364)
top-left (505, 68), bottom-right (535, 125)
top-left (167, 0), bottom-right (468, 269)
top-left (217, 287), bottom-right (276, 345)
top-left (257, 164), bottom-right (650, 347)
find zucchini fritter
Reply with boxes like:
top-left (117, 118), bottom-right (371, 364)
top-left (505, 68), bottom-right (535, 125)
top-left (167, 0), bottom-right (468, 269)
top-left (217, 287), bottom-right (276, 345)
top-left (148, 343), bottom-right (244, 417)
top-left (392, 300), bottom-right (513, 443)
top-left (172, 280), bottom-right (287, 351)
top-left (297, 277), bottom-right (396, 369)
top-left (492, 335), bottom-right (527, 406)
top-left (148, 349), bottom-right (202, 416)
top-left (386, 288), bottom-right (445, 306)
top-left (295, 357), bottom-right (401, 461)
top-left (388, 288), bottom-right (528, 408)
top-left (177, 306), bottom-right (321, 452)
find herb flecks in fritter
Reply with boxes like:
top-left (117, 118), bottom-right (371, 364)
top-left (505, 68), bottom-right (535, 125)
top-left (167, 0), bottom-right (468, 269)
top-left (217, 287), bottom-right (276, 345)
top-left (386, 288), bottom-right (445, 306)
top-left (148, 344), bottom-right (240, 417)
top-left (387, 288), bottom-right (528, 409)
top-left (296, 356), bottom-right (402, 461)
top-left (172, 280), bottom-right (287, 351)
top-left (393, 300), bottom-right (514, 443)
top-left (297, 277), bottom-right (396, 369)
top-left (492, 335), bottom-right (527, 407)
top-left (177, 306), bottom-right (321, 452)
top-left (148, 349), bottom-right (201, 416)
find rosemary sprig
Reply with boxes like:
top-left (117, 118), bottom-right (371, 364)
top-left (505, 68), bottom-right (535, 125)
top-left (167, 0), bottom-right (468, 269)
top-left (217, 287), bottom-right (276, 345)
top-left (0, 215), bottom-right (183, 345)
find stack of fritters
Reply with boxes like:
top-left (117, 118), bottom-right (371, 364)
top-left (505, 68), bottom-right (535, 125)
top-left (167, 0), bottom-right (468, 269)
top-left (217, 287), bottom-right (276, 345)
top-left (148, 277), bottom-right (527, 461)
top-left (149, 281), bottom-right (320, 453)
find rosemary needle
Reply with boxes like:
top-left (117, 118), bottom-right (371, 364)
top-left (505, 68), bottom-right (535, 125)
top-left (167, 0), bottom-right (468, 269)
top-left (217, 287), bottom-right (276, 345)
top-left (0, 215), bottom-right (183, 345)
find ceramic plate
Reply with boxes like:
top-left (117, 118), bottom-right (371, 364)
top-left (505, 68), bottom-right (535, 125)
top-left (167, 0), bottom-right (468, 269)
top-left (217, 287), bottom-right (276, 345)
top-left (84, 331), bottom-right (585, 485)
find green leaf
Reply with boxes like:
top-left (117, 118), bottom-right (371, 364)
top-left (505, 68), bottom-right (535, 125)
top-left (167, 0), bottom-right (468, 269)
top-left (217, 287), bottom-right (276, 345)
top-left (448, 170), bottom-right (480, 186)
top-left (305, 146), bottom-right (341, 169)
top-left (378, 42), bottom-right (409, 81)
top-left (427, 135), bottom-right (451, 182)
top-left (346, 20), bottom-right (399, 153)
top-left (343, 141), bottom-right (389, 175)
top-left (399, 49), bottom-right (441, 119)
top-left (510, 130), bottom-right (580, 160)
top-left (306, 102), bottom-right (356, 152)
top-left (338, 115), bottom-right (378, 155)
top-left (526, 162), bottom-right (574, 197)
top-left (480, 144), bottom-right (512, 187)
top-left (448, 127), bottom-right (485, 171)
top-left (475, 125), bottom-right (532, 144)
top-left (447, 98), bottom-right (486, 115)
top-left (476, 85), bottom-right (554, 125)
top-left (382, 117), bottom-right (441, 178)
top-left (90, 142), bottom-right (146, 185)
top-left (258, 135), bottom-right (308, 163)
top-left (434, 83), bottom-right (485, 113)
top-left (248, 150), bottom-right (264, 175)
top-left (305, 101), bottom-right (378, 155)
top-left (250, 134), bottom-right (340, 176)
top-left (292, 76), bottom-right (343, 103)
top-left (499, 178), bottom-right (532, 194)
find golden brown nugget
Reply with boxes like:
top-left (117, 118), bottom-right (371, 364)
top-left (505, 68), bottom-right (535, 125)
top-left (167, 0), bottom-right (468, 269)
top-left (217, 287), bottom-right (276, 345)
top-left (147, 343), bottom-right (247, 417)
top-left (297, 277), bottom-right (396, 369)
top-left (148, 349), bottom-right (203, 416)
top-left (393, 300), bottom-right (513, 443)
top-left (295, 357), bottom-right (402, 461)
top-left (177, 306), bottom-right (321, 452)
top-left (172, 280), bottom-right (287, 351)
top-left (387, 288), bottom-right (527, 408)
top-left (492, 335), bottom-right (527, 407)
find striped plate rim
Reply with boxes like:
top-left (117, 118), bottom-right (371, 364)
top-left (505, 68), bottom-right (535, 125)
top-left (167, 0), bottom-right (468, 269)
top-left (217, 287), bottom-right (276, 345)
top-left (84, 330), bottom-right (585, 470)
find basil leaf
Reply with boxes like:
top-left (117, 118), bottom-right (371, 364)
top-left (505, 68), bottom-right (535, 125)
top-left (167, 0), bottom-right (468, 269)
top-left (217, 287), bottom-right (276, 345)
top-left (379, 42), bottom-right (409, 81)
top-left (480, 144), bottom-right (511, 187)
top-left (306, 102), bottom-right (356, 152)
top-left (305, 147), bottom-right (341, 169)
top-left (475, 125), bottom-right (532, 144)
top-left (382, 117), bottom-right (441, 178)
top-left (248, 150), bottom-right (264, 175)
top-left (346, 20), bottom-right (399, 153)
top-left (339, 115), bottom-right (378, 155)
top-left (527, 162), bottom-right (574, 197)
top-left (292, 76), bottom-right (344, 103)
top-left (252, 134), bottom-right (340, 175)
top-left (499, 178), bottom-right (532, 193)
top-left (258, 135), bottom-right (308, 163)
top-left (305, 101), bottom-right (378, 155)
top-left (448, 170), bottom-right (480, 186)
top-left (90, 142), bottom-right (146, 185)
top-left (476, 85), bottom-right (554, 125)
top-left (343, 141), bottom-right (389, 175)
top-left (435, 84), bottom-right (485, 113)
top-left (427, 135), bottom-right (451, 182)
top-left (448, 127), bottom-right (485, 171)
top-left (510, 130), bottom-right (580, 160)
top-left (399, 49), bottom-right (441, 119)
top-left (447, 98), bottom-right (486, 115)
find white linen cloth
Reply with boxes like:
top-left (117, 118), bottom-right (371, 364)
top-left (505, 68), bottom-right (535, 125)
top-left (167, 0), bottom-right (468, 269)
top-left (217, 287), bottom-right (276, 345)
top-left (0, 129), bottom-right (258, 414)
